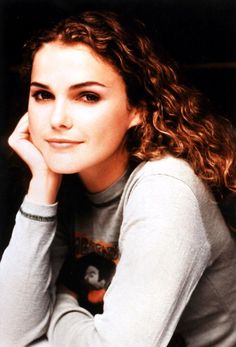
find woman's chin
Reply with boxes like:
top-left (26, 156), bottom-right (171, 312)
top-left (47, 164), bottom-right (79, 175)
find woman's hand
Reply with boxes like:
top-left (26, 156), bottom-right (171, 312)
top-left (8, 113), bottom-right (62, 204)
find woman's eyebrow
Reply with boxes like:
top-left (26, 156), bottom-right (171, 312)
top-left (30, 82), bottom-right (50, 89)
top-left (69, 81), bottom-right (107, 90)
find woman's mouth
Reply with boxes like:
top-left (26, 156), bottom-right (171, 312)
top-left (46, 138), bottom-right (84, 149)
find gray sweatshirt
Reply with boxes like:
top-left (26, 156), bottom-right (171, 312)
top-left (1, 156), bottom-right (236, 347)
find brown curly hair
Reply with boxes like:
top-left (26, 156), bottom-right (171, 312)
top-left (22, 10), bottom-right (236, 193)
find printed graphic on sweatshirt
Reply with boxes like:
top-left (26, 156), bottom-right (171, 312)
top-left (74, 232), bottom-right (119, 262)
top-left (60, 232), bottom-right (119, 315)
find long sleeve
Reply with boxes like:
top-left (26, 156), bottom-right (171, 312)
top-left (48, 174), bottom-right (211, 347)
top-left (0, 197), bottom-right (68, 347)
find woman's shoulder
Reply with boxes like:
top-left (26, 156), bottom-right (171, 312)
top-left (128, 155), bottom-right (207, 197)
top-left (123, 156), bottom-right (231, 260)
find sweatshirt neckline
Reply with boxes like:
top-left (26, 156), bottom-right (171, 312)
top-left (85, 167), bottom-right (132, 206)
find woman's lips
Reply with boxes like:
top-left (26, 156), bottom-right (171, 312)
top-left (46, 138), bottom-right (84, 149)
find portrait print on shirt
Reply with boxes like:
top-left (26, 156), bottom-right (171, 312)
top-left (60, 232), bottom-right (118, 315)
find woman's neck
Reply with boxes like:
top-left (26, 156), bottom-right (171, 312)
top-left (78, 151), bottom-right (129, 193)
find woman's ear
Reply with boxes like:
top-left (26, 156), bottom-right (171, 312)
top-left (128, 107), bottom-right (143, 129)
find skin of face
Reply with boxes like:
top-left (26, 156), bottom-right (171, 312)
top-left (28, 42), bottom-right (140, 192)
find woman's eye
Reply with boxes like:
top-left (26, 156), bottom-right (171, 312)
top-left (31, 90), bottom-right (54, 101)
top-left (80, 92), bottom-right (100, 103)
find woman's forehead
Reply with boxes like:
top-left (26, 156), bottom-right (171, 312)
top-left (31, 42), bottom-right (124, 88)
top-left (32, 42), bottom-right (118, 78)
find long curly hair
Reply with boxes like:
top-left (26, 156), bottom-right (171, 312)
top-left (22, 10), bottom-right (236, 193)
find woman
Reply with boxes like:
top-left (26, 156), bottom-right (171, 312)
top-left (0, 10), bottom-right (236, 347)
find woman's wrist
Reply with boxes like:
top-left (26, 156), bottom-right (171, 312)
top-left (27, 173), bottom-right (62, 205)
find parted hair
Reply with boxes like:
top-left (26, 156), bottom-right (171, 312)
top-left (23, 10), bottom-right (236, 193)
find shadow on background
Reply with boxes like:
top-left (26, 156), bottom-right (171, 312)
top-left (0, 0), bottom-right (235, 256)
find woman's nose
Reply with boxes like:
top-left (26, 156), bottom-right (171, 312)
top-left (50, 100), bottom-right (72, 129)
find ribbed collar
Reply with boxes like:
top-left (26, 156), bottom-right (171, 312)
top-left (85, 167), bottom-right (132, 207)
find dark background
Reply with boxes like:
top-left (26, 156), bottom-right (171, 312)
top-left (0, 0), bottom-right (235, 256)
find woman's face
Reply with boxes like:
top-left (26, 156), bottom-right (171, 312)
top-left (28, 42), bottom-right (140, 191)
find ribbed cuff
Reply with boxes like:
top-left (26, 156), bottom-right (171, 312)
top-left (20, 195), bottom-right (58, 221)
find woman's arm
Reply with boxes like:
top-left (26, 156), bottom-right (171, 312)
top-left (0, 114), bottom-right (65, 346)
top-left (0, 198), bottom-right (68, 346)
top-left (48, 175), bottom-right (211, 347)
